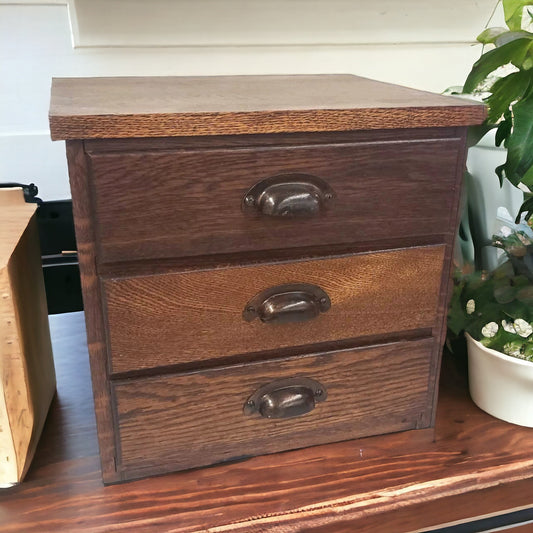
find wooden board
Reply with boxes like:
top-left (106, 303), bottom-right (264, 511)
top-left (103, 246), bottom-right (445, 374)
top-left (0, 189), bottom-right (55, 486)
top-left (49, 75), bottom-right (486, 140)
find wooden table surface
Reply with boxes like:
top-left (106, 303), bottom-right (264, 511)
top-left (1, 312), bottom-right (532, 532)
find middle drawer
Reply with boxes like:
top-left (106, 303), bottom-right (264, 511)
top-left (102, 245), bottom-right (445, 374)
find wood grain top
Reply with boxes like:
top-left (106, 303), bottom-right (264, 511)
top-left (49, 75), bottom-right (486, 140)
top-left (1, 312), bottom-right (532, 532)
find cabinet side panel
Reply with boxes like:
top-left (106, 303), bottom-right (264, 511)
top-left (426, 127), bottom-right (470, 428)
top-left (65, 140), bottom-right (118, 483)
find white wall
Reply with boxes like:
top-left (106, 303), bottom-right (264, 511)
top-left (0, 0), bottom-right (503, 200)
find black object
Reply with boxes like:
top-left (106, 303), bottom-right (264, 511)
top-left (0, 182), bottom-right (42, 205)
top-left (37, 200), bottom-right (83, 315)
top-left (37, 200), bottom-right (77, 256)
top-left (1, 182), bottom-right (80, 313)
top-left (428, 507), bottom-right (533, 532)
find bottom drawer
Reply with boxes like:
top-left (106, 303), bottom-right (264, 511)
top-left (113, 338), bottom-right (435, 480)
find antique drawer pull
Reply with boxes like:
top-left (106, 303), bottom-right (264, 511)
top-left (243, 377), bottom-right (327, 419)
top-left (242, 173), bottom-right (335, 217)
top-left (243, 283), bottom-right (331, 324)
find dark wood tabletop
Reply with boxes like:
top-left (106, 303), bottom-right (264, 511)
top-left (1, 311), bottom-right (532, 532)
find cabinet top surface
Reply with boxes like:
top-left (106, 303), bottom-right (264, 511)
top-left (49, 74), bottom-right (486, 140)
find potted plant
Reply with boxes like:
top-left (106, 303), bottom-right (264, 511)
top-left (449, 225), bottom-right (533, 426)
top-left (452, 0), bottom-right (533, 270)
top-left (447, 0), bottom-right (533, 425)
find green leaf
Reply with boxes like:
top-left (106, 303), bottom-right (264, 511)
top-left (495, 30), bottom-right (533, 46)
top-left (502, 299), bottom-right (531, 319)
top-left (484, 70), bottom-right (531, 123)
top-left (494, 279), bottom-right (517, 303)
top-left (516, 195), bottom-right (533, 222)
top-left (447, 286), bottom-right (468, 335)
top-left (502, 91), bottom-right (533, 186)
top-left (463, 38), bottom-right (532, 93)
top-left (524, 49), bottom-right (533, 69)
top-left (496, 163), bottom-right (506, 185)
top-left (477, 27), bottom-right (508, 44)
top-left (522, 162), bottom-right (533, 188)
top-left (443, 85), bottom-right (464, 95)
top-left (513, 275), bottom-right (531, 289)
top-left (517, 284), bottom-right (533, 302)
top-left (504, 0), bottom-right (533, 31)
top-left (495, 114), bottom-right (512, 146)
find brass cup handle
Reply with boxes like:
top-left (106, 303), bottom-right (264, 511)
top-left (243, 283), bottom-right (331, 324)
top-left (242, 173), bottom-right (335, 217)
top-left (244, 377), bottom-right (327, 419)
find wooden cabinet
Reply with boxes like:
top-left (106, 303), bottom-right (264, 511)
top-left (49, 74), bottom-right (485, 483)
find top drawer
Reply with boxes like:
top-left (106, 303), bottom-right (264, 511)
top-left (88, 137), bottom-right (462, 264)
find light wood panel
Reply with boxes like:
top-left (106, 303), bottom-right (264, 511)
top-left (0, 189), bottom-right (55, 486)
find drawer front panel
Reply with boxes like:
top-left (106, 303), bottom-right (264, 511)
top-left (103, 245), bottom-right (445, 373)
top-left (114, 338), bottom-right (434, 478)
top-left (89, 139), bottom-right (461, 263)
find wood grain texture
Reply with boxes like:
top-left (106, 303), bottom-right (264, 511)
top-left (0, 189), bottom-right (36, 262)
top-left (0, 190), bottom-right (55, 485)
top-left (83, 126), bottom-right (462, 153)
top-left (48, 75), bottom-right (486, 140)
top-left (89, 137), bottom-right (461, 264)
top-left (426, 127), bottom-right (470, 428)
top-left (114, 338), bottom-right (434, 479)
top-left (103, 246), bottom-right (445, 374)
top-left (65, 141), bottom-right (119, 483)
top-left (1, 312), bottom-right (533, 532)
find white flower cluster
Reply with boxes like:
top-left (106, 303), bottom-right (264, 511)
top-left (481, 322), bottom-right (499, 338)
top-left (502, 318), bottom-right (533, 337)
top-left (480, 318), bottom-right (533, 339)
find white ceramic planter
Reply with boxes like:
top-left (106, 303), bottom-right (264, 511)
top-left (466, 333), bottom-right (533, 427)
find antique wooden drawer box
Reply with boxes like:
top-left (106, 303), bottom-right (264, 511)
top-left (49, 75), bottom-right (485, 483)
